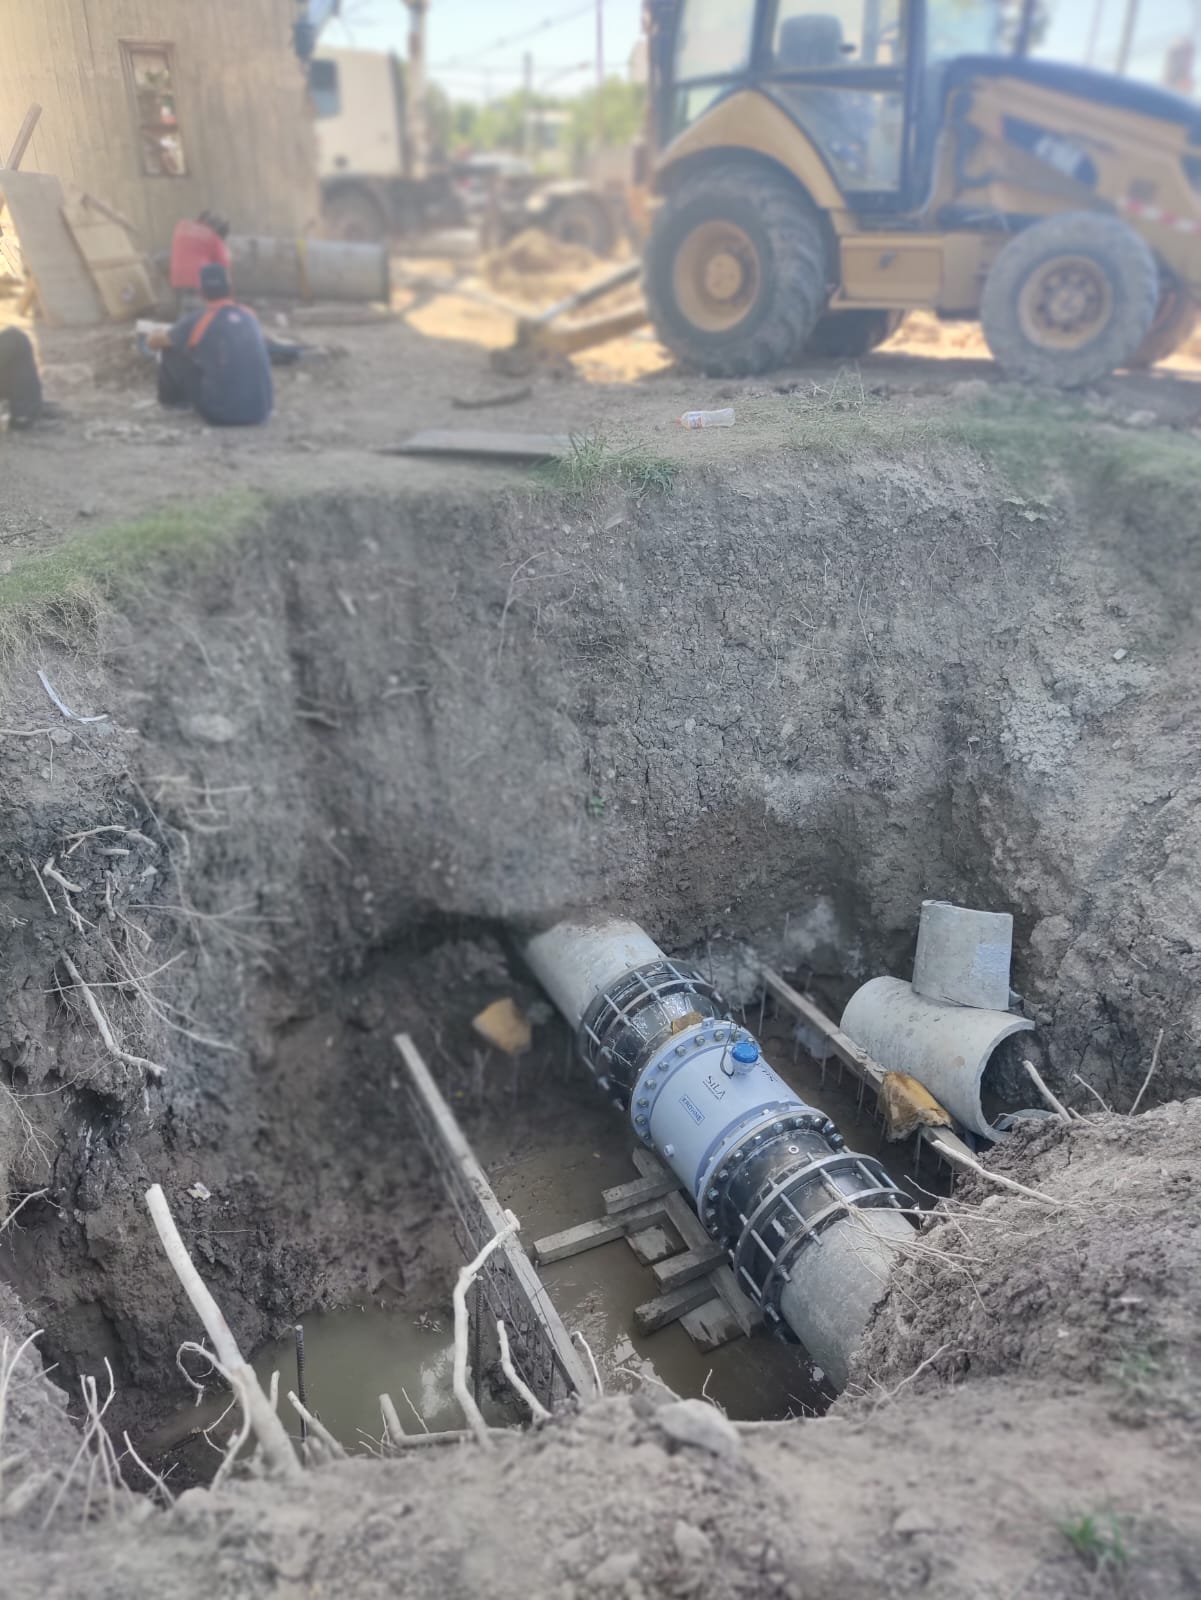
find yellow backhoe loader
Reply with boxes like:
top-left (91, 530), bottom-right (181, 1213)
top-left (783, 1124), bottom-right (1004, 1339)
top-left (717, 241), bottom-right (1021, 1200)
top-left (510, 1), bottom-right (1201, 386)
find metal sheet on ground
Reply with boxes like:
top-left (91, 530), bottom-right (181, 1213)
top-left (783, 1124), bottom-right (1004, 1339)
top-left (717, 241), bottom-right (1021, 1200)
top-left (383, 429), bottom-right (572, 462)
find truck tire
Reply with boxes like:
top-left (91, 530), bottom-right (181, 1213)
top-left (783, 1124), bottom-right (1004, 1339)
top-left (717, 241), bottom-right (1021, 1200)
top-left (980, 211), bottom-right (1158, 387)
top-left (1128, 275), bottom-right (1197, 367)
top-left (645, 161), bottom-right (828, 376)
top-left (546, 196), bottom-right (616, 258)
top-left (805, 308), bottom-right (902, 359)
top-left (322, 187), bottom-right (389, 244)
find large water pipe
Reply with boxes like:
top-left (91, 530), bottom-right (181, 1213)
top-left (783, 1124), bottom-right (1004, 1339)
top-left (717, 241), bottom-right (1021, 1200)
top-left (525, 919), bottom-right (914, 1391)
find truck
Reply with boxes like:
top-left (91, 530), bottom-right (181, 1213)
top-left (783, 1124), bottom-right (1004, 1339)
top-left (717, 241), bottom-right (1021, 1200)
top-left (309, 46), bottom-right (622, 254)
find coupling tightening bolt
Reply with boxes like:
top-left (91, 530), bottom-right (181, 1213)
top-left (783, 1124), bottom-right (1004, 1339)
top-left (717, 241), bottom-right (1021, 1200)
top-left (717, 1168), bottom-right (729, 1180)
top-left (637, 1098), bottom-right (649, 1107)
top-left (636, 1115), bottom-right (647, 1125)
top-left (707, 1187), bottom-right (719, 1200)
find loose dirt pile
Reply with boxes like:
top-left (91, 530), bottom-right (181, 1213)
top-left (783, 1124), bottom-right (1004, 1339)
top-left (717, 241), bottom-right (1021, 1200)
top-left (1, 409), bottom-right (1199, 1594)
top-left (483, 226), bottom-right (602, 302)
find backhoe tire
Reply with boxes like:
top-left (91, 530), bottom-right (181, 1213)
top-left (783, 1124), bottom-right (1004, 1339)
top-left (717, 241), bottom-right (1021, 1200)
top-left (644, 162), bottom-right (828, 376)
top-left (1128, 275), bottom-right (1197, 367)
top-left (980, 211), bottom-right (1158, 387)
top-left (805, 308), bottom-right (902, 359)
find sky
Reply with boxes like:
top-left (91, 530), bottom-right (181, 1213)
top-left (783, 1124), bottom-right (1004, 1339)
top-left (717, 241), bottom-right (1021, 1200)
top-left (322, 2), bottom-right (1201, 103)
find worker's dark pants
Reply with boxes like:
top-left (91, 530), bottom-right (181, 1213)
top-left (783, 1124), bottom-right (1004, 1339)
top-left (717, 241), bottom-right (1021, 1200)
top-left (0, 328), bottom-right (43, 422)
top-left (157, 345), bottom-right (199, 410)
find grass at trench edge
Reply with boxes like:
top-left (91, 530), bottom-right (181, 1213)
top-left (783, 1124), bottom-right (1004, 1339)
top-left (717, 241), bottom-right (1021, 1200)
top-left (0, 490), bottom-right (265, 663)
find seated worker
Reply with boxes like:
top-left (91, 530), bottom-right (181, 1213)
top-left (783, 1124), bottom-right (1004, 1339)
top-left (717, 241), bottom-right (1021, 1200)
top-left (0, 327), bottom-right (45, 428)
top-left (170, 209), bottom-right (232, 311)
top-left (147, 263), bottom-right (273, 426)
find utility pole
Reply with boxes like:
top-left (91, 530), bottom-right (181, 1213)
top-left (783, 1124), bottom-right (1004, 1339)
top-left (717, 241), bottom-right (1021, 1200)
top-left (594, 0), bottom-right (605, 149)
top-left (1084, 0), bottom-right (1105, 65)
top-left (1115, 0), bottom-right (1140, 75)
top-left (523, 50), bottom-right (534, 161)
top-left (403, 0), bottom-right (429, 180)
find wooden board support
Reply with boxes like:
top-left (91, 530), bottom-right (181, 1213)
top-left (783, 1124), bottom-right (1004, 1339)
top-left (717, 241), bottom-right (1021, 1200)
top-left (759, 966), bottom-right (978, 1167)
top-left (680, 1298), bottom-right (745, 1354)
top-left (634, 1278), bottom-right (714, 1336)
top-left (626, 1225), bottom-right (678, 1266)
top-left (652, 1243), bottom-right (724, 1292)
top-left (603, 1172), bottom-right (677, 1215)
top-left (630, 1149), bottom-right (763, 1336)
top-left (532, 1196), bottom-right (670, 1265)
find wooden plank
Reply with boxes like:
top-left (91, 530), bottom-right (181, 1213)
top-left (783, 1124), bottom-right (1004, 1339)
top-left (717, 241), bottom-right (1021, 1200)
top-left (3, 104), bottom-right (42, 171)
top-left (629, 1150), bottom-right (763, 1335)
top-left (625, 1224), bottom-right (677, 1267)
top-left (603, 1172), bottom-right (677, 1215)
top-left (0, 169), bottom-right (101, 325)
top-left (394, 1034), bottom-right (590, 1397)
top-left (383, 429), bottom-right (572, 463)
top-left (532, 1197), bottom-right (670, 1265)
top-left (758, 967), bottom-right (978, 1166)
top-left (634, 1278), bottom-right (714, 1336)
top-left (60, 191), bottom-right (154, 321)
top-left (680, 1298), bottom-right (744, 1354)
top-left (652, 1244), bottom-right (724, 1292)
top-left (761, 966), bottom-right (887, 1088)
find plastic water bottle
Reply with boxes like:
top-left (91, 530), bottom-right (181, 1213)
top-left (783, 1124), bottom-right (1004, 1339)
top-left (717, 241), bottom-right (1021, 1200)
top-left (678, 407), bottom-right (735, 428)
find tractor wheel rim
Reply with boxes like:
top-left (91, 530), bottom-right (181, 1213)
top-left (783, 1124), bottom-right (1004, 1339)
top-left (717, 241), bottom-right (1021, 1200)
top-left (672, 219), bottom-right (761, 333)
top-left (1017, 255), bottom-right (1113, 351)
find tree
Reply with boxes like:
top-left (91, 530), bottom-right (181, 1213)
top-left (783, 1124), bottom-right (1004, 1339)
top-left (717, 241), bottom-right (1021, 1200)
top-left (567, 79), bottom-right (646, 159)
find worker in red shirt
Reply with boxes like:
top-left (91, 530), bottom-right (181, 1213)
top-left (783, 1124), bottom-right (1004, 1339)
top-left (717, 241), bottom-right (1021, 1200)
top-left (169, 210), bottom-right (231, 311)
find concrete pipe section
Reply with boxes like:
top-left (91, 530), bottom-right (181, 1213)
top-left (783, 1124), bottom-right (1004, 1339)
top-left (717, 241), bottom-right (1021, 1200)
top-left (525, 918), bottom-right (914, 1392)
top-left (228, 235), bottom-right (390, 302)
top-left (840, 976), bottom-right (1034, 1141)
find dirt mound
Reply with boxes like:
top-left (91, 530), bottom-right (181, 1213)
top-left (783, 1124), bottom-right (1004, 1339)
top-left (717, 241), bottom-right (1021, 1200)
top-left (487, 226), bottom-right (598, 279)
top-left (483, 226), bottom-right (603, 304)
top-left (6, 1366), bottom-right (1201, 1596)
top-left (857, 1100), bottom-right (1201, 1408)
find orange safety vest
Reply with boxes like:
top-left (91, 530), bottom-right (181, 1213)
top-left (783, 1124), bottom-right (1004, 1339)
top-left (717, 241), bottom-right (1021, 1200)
top-left (186, 298), bottom-right (238, 350)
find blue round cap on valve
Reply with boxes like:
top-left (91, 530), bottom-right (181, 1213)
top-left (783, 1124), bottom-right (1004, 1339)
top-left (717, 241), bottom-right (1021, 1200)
top-left (731, 1040), bottom-right (759, 1065)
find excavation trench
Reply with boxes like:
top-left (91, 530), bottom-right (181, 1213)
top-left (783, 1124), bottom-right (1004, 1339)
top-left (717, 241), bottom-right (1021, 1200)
top-left (0, 444), bottom-right (1198, 1496)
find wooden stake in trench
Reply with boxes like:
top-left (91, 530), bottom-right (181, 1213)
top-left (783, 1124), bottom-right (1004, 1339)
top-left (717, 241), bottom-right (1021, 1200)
top-left (144, 1184), bottom-right (300, 1479)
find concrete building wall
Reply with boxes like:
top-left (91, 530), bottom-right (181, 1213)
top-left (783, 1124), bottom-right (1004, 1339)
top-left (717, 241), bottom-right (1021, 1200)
top-left (0, 0), bottom-right (318, 253)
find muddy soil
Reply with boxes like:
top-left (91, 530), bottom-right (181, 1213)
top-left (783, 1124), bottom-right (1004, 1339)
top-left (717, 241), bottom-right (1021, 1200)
top-left (0, 405), bottom-right (1198, 1593)
top-left (4, 1107), bottom-right (1199, 1598)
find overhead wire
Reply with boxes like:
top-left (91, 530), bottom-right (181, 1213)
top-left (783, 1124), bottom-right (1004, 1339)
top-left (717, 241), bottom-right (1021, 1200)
top-left (432, 1), bottom-right (597, 70)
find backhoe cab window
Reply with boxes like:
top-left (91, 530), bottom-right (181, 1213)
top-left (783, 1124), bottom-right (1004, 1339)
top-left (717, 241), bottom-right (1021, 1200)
top-left (768, 4), bottom-right (906, 193)
top-left (926, 0), bottom-right (1001, 60)
top-left (674, 0), bottom-right (755, 80)
top-left (772, 1), bottom-right (904, 69)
